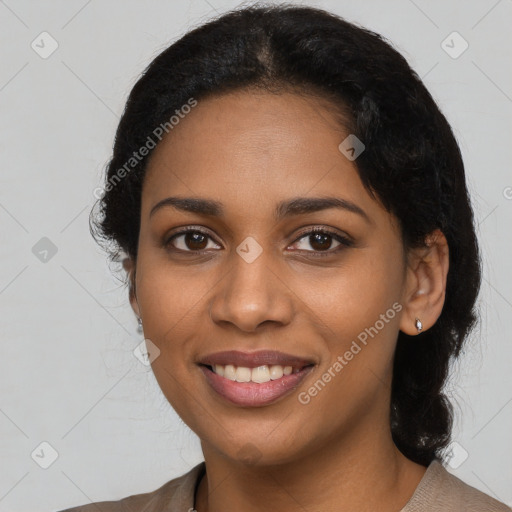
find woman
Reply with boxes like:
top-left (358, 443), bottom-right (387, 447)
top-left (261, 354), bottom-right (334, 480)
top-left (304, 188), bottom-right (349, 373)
top-left (60, 4), bottom-right (510, 511)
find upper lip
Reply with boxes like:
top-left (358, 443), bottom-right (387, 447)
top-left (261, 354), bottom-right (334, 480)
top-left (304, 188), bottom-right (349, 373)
top-left (198, 350), bottom-right (315, 369)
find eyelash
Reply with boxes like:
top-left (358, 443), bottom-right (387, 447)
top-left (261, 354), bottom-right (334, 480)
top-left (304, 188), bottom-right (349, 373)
top-left (163, 225), bottom-right (354, 257)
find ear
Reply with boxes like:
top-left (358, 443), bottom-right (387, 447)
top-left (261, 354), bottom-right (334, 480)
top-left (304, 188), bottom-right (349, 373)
top-left (123, 256), bottom-right (140, 318)
top-left (399, 229), bottom-right (449, 335)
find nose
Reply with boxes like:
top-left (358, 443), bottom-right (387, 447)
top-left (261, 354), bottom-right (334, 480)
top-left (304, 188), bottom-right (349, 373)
top-left (208, 248), bottom-right (294, 333)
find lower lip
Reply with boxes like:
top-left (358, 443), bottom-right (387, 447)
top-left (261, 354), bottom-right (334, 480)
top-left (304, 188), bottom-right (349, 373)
top-left (199, 365), bottom-right (313, 407)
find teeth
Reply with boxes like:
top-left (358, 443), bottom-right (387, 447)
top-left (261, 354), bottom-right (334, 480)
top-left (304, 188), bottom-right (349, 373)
top-left (210, 364), bottom-right (299, 382)
top-left (235, 366), bottom-right (251, 382)
top-left (224, 364), bottom-right (236, 381)
top-left (269, 365), bottom-right (283, 380)
top-left (252, 365), bottom-right (271, 383)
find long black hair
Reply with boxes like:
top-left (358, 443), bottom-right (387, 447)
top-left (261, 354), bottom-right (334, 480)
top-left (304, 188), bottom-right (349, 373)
top-left (90, 4), bottom-right (481, 467)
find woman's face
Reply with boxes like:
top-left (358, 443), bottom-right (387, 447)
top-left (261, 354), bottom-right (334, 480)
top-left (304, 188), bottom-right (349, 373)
top-left (132, 90), bottom-right (413, 465)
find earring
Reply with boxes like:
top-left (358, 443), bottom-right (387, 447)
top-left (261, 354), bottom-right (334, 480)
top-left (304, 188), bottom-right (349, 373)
top-left (415, 317), bottom-right (423, 333)
top-left (137, 317), bottom-right (143, 334)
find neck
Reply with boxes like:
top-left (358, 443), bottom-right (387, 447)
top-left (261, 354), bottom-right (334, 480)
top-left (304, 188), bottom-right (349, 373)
top-left (194, 415), bottom-right (427, 512)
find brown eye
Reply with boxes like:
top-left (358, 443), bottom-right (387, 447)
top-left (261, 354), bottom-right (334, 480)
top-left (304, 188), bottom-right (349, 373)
top-left (184, 232), bottom-right (208, 250)
top-left (166, 229), bottom-right (221, 252)
top-left (290, 228), bottom-right (353, 254)
top-left (308, 232), bottom-right (334, 251)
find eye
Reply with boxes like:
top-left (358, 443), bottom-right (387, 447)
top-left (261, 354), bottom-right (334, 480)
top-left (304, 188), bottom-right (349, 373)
top-left (165, 228), bottom-right (221, 252)
top-left (289, 227), bottom-right (353, 255)
top-left (164, 226), bottom-right (353, 255)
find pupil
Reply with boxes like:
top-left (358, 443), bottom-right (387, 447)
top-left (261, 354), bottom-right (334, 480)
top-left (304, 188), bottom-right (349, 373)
top-left (186, 232), bottom-right (207, 250)
top-left (310, 233), bottom-right (331, 251)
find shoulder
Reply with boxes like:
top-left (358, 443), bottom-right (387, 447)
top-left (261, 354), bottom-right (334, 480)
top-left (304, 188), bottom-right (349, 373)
top-left (56, 462), bottom-right (205, 512)
top-left (437, 463), bottom-right (511, 511)
top-left (404, 460), bottom-right (511, 512)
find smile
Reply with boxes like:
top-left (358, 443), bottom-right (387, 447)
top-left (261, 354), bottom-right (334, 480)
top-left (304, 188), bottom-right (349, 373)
top-left (198, 350), bottom-right (315, 407)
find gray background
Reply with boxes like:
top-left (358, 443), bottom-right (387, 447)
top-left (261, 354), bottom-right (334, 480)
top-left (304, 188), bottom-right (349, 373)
top-left (0, 0), bottom-right (511, 510)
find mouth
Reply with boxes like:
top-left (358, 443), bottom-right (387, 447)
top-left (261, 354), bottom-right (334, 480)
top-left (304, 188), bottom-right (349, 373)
top-left (197, 350), bottom-right (315, 407)
top-left (201, 362), bottom-right (308, 382)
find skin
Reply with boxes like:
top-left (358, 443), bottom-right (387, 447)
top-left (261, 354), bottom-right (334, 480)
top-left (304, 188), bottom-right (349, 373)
top-left (125, 89), bottom-right (449, 512)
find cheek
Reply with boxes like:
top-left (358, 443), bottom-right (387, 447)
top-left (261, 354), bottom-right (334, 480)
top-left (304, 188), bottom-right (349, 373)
top-left (292, 265), bottom-right (403, 442)
top-left (300, 250), bottom-right (404, 345)
top-left (136, 251), bottom-right (213, 339)
top-left (294, 252), bottom-right (404, 419)
top-left (134, 257), bottom-right (205, 386)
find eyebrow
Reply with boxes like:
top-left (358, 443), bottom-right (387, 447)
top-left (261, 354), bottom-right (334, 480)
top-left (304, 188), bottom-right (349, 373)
top-left (149, 195), bottom-right (371, 223)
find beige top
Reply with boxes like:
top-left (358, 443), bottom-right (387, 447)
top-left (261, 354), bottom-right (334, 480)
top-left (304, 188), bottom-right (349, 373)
top-left (58, 459), bottom-right (511, 511)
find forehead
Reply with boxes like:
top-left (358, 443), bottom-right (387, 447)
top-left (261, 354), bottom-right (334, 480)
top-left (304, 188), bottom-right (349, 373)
top-left (141, 90), bottom-right (380, 222)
